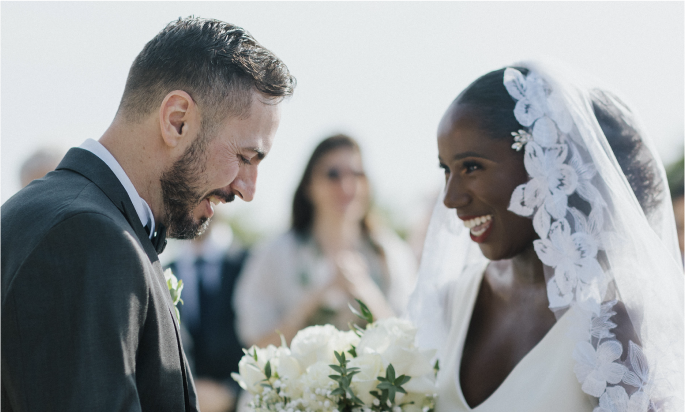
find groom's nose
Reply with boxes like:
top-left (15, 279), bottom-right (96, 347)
top-left (229, 166), bottom-right (258, 202)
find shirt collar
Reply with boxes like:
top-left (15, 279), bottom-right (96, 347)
top-left (79, 139), bottom-right (155, 238)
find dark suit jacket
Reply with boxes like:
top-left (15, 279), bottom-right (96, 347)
top-left (1, 148), bottom-right (199, 411)
top-left (168, 247), bottom-right (248, 391)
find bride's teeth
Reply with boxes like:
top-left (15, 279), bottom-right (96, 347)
top-left (463, 215), bottom-right (492, 233)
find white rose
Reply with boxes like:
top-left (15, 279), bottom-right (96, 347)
top-left (348, 353), bottom-right (383, 405)
top-left (331, 329), bottom-right (361, 354)
top-left (273, 349), bottom-right (302, 381)
top-left (403, 373), bottom-right (437, 395)
top-left (235, 355), bottom-right (267, 394)
top-left (250, 344), bottom-right (279, 369)
top-left (382, 346), bottom-right (435, 377)
top-left (357, 318), bottom-right (415, 356)
top-left (290, 324), bottom-right (339, 369)
top-left (304, 360), bottom-right (336, 390)
top-left (395, 393), bottom-right (430, 412)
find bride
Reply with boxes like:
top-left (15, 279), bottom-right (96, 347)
top-left (407, 62), bottom-right (683, 411)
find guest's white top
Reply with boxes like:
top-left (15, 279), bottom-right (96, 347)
top-left (234, 229), bottom-right (417, 345)
top-left (436, 262), bottom-right (597, 412)
top-left (80, 139), bottom-right (155, 238)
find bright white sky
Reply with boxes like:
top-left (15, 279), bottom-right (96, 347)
top-left (2, 2), bottom-right (683, 238)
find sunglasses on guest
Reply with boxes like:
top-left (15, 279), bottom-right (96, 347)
top-left (323, 167), bottom-right (366, 181)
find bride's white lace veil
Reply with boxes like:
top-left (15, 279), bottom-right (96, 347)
top-left (407, 60), bottom-right (683, 411)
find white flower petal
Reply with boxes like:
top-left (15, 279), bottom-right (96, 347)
top-left (597, 340), bottom-right (623, 364)
top-left (533, 206), bottom-right (552, 238)
top-left (581, 371), bottom-right (608, 397)
top-left (524, 141), bottom-right (546, 177)
top-left (545, 188), bottom-right (569, 220)
top-left (627, 390), bottom-right (650, 412)
top-left (508, 183), bottom-right (536, 216)
top-left (549, 219), bottom-right (572, 249)
top-left (573, 341), bottom-right (597, 379)
top-left (534, 239), bottom-right (563, 267)
top-left (514, 99), bottom-right (544, 127)
top-left (602, 362), bottom-right (628, 384)
top-left (543, 144), bottom-right (569, 167)
top-left (532, 116), bottom-right (559, 147)
top-left (547, 276), bottom-right (573, 309)
top-left (557, 164), bottom-right (579, 195)
top-left (503, 67), bottom-right (527, 101)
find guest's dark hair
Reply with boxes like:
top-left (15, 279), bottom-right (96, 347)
top-left (455, 67), bottom-right (662, 215)
top-left (292, 134), bottom-right (370, 237)
top-left (118, 16), bottom-right (296, 127)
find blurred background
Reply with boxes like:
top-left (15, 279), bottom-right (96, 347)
top-left (3, 1), bottom-right (684, 256)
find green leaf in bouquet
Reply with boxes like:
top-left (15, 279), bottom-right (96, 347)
top-left (376, 364), bottom-right (412, 404)
top-left (434, 359), bottom-right (440, 375)
top-left (349, 321), bottom-right (365, 337)
top-left (395, 375), bottom-right (411, 386)
top-left (334, 350), bottom-right (347, 365)
top-left (264, 360), bottom-right (271, 380)
top-left (346, 387), bottom-right (364, 405)
top-left (386, 364), bottom-right (396, 382)
top-left (356, 298), bottom-right (374, 323)
top-left (348, 299), bottom-right (374, 324)
top-left (347, 345), bottom-right (357, 358)
top-left (330, 387), bottom-right (345, 397)
top-left (329, 364), bottom-right (343, 373)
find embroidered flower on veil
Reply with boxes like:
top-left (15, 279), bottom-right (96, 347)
top-left (573, 340), bottom-right (628, 397)
top-left (503, 67), bottom-right (573, 145)
top-left (533, 218), bottom-right (603, 309)
top-left (493, 65), bottom-right (670, 412)
top-left (509, 142), bottom-right (579, 237)
top-left (622, 341), bottom-right (652, 392)
top-left (594, 386), bottom-right (650, 412)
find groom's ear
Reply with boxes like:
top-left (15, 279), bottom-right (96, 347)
top-left (159, 90), bottom-right (198, 149)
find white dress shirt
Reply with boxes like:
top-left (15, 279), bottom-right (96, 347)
top-left (79, 139), bottom-right (155, 238)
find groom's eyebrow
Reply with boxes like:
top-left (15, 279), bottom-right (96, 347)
top-left (452, 151), bottom-right (492, 161)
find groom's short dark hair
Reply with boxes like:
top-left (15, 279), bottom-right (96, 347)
top-left (118, 16), bottom-right (296, 125)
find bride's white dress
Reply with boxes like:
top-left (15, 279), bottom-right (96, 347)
top-left (435, 262), bottom-right (596, 411)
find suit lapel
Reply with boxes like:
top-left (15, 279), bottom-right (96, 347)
top-left (57, 148), bottom-right (158, 260)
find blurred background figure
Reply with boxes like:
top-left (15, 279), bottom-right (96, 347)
top-left (19, 147), bottom-right (63, 188)
top-left (666, 154), bottom-right (684, 262)
top-left (166, 219), bottom-right (248, 412)
top-left (234, 134), bottom-right (417, 348)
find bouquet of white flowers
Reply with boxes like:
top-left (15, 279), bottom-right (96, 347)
top-left (232, 301), bottom-right (437, 412)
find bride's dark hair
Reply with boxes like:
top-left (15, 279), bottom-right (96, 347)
top-left (455, 67), bottom-right (662, 215)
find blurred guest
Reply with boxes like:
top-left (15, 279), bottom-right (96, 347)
top-left (166, 220), bottom-right (248, 412)
top-left (19, 147), bottom-right (63, 187)
top-left (235, 134), bottom-right (417, 347)
top-left (666, 155), bottom-right (684, 261)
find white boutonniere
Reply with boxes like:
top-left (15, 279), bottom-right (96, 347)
top-left (164, 268), bottom-right (184, 323)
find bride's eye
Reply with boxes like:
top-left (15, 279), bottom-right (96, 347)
top-left (439, 163), bottom-right (450, 175)
top-left (464, 161), bottom-right (482, 173)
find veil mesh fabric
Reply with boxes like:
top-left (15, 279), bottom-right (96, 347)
top-left (407, 61), bottom-right (683, 411)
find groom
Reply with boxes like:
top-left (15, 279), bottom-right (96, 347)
top-left (1, 17), bottom-right (295, 411)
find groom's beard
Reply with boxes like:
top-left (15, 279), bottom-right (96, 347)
top-left (160, 133), bottom-right (211, 240)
